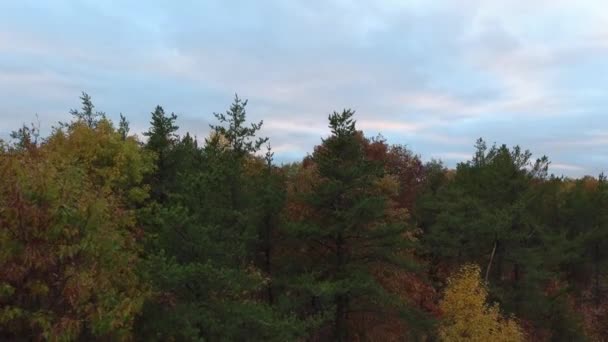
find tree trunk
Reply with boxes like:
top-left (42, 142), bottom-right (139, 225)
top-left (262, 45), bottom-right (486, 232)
top-left (334, 294), bottom-right (350, 342)
top-left (485, 239), bottom-right (497, 283)
top-left (334, 233), bottom-right (347, 341)
top-left (335, 295), bottom-right (345, 342)
top-left (594, 242), bottom-right (600, 307)
top-left (264, 243), bottom-right (273, 304)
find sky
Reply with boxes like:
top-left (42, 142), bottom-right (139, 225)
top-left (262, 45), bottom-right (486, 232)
top-left (1, 0), bottom-right (607, 177)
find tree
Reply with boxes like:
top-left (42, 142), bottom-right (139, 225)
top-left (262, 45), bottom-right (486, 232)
top-left (0, 108), bottom-right (151, 340)
top-left (419, 139), bottom-right (593, 338)
top-left (209, 94), bottom-right (268, 212)
top-left (143, 105), bottom-right (179, 202)
top-left (251, 144), bottom-right (286, 305)
top-left (7, 90), bottom-right (608, 340)
top-left (422, 140), bottom-right (552, 311)
top-left (439, 264), bottom-right (524, 341)
top-left (136, 97), bottom-right (304, 341)
top-left (143, 106), bottom-right (178, 154)
top-left (118, 113), bottom-right (130, 140)
top-left (547, 174), bottom-right (608, 339)
top-left (9, 121), bottom-right (40, 151)
top-left (284, 109), bottom-right (426, 341)
top-left (69, 92), bottom-right (105, 127)
top-left (210, 94), bottom-right (267, 157)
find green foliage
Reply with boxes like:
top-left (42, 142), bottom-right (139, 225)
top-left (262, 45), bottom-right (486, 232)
top-left (419, 138), bottom-right (591, 338)
top-left (143, 105), bottom-right (179, 202)
top-left (136, 96), bottom-right (304, 341)
top-left (9, 120), bottom-right (41, 151)
top-left (118, 113), bottom-right (130, 140)
top-left (69, 92), bottom-right (105, 127)
top-left (283, 109), bottom-right (427, 341)
top-left (3, 93), bottom-right (607, 341)
top-left (210, 94), bottom-right (268, 156)
top-left (144, 106), bottom-right (178, 154)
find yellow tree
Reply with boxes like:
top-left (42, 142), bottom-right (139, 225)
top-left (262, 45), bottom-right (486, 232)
top-left (439, 264), bottom-right (524, 342)
top-left (0, 117), bottom-right (152, 340)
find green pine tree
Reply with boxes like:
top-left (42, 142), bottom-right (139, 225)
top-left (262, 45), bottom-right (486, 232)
top-left (69, 92), bottom-right (105, 127)
top-left (420, 138), bottom-right (587, 337)
top-left (143, 105), bottom-right (179, 202)
top-left (136, 97), bottom-right (304, 341)
top-left (118, 113), bottom-right (130, 140)
top-left (285, 109), bottom-right (426, 341)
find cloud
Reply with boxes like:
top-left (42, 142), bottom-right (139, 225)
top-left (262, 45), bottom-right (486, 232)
top-left (551, 163), bottom-right (585, 172)
top-left (0, 1), bottom-right (607, 175)
top-left (430, 152), bottom-right (472, 161)
top-left (358, 120), bottom-right (423, 133)
top-left (262, 120), bottom-right (328, 137)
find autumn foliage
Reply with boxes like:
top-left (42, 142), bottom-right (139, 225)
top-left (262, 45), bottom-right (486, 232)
top-left (438, 264), bottom-right (524, 341)
top-left (1, 93), bottom-right (607, 340)
top-left (0, 120), bottom-right (150, 340)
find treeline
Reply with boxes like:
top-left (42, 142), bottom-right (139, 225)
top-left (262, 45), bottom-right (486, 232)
top-left (0, 93), bottom-right (606, 341)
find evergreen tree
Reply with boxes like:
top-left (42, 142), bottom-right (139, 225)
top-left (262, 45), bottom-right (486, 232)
top-left (9, 121), bottom-right (40, 151)
top-left (420, 139), bottom-right (587, 336)
top-left (143, 106), bottom-right (179, 202)
top-left (136, 97), bottom-right (304, 341)
top-left (210, 94), bottom-right (267, 157)
top-left (210, 94), bottom-right (268, 211)
top-left (118, 113), bottom-right (130, 140)
top-left (285, 109), bottom-right (425, 341)
top-left (69, 92), bottom-right (105, 127)
top-left (253, 144), bottom-right (286, 305)
top-left (547, 174), bottom-right (608, 339)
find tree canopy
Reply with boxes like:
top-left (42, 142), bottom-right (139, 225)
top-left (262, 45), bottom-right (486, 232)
top-left (1, 93), bottom-right (606, 341)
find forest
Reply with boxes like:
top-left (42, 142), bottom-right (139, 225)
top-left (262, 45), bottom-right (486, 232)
top-left (0, 93), bottom-right (606, 341)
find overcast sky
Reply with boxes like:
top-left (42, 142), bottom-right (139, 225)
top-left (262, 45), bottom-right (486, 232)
top-left (1, 0), bottom-right (607, 176)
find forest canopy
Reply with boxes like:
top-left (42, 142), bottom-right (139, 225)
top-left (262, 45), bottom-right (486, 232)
top-left (1, 93), bottom-right (606, 341)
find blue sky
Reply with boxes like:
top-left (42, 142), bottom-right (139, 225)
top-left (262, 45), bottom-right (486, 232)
top-left (1, 0), bottom-right (607, 176)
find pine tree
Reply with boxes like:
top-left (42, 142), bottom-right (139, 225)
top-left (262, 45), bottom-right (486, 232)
top-left (69, 92), bottom-right (105, 127)
top-left (285, 109), bottom-right (425, 341)
top-left (144, 106), bottom-right (178, 153)
top-left (136, 97), bottom-right (304, 341)
top-left (253, 144), bottom-right (286, 305)
top-left (118, 113), bottom-right (130, 140)
top-left (210, 94), bottom-right (268, 211)
top-left (9, 121), bottom-right (40, 151)
top-left (549, 174), bottom-right (608, 339)
top-left (210, 94), bottom-right (267, 157)
top-left (143, 106), bottom-right (179, 202)
top-left (420, 139), bottom-right (584, 333)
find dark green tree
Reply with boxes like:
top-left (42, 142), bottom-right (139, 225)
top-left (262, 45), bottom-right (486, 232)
top-left (420, 138), bottom-right (588, 338)
top-left (210, 94), bottom-right (268, 211)
top-left (285, 109), bottom-right (426, 341)
top-left (252, 145), bottom-right (286, 305)
top-left (118, 113), bottom-right (130, 140)
top-left (143, 105), bottom-right (179, 202)
top-left (9, 121), bottom-right (40, 151)
top-left (210, 94), bottom-right (268, 157)
top-left (136, 97), bottom-right (304, 341)
top-left (69, 92), bottom-right (105, 127)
